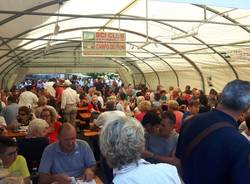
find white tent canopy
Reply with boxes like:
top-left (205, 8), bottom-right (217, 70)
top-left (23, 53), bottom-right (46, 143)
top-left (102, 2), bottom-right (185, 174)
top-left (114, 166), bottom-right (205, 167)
top-left (0, 0), bottom-right (250, 92)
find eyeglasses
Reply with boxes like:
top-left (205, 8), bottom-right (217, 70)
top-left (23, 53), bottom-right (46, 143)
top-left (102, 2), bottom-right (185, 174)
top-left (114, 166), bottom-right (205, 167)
top-left (19, 113), bottom-right (27, 116)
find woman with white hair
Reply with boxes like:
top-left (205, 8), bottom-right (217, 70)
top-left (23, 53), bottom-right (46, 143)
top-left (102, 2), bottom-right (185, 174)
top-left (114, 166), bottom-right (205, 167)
top-left (17, 118), bottom-right (49, 173)
top-left (100, 116), bottom-right (182, 184)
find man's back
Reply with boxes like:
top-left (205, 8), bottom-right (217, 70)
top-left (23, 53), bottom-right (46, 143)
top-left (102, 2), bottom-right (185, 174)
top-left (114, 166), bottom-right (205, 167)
top-left (19, 91), bottom-right (38, 108)
top-left (61, 87), bottom-right (79, 108)
top-left (176, 109), bottom-right (250, 184)
top-left (113, 159), bottom-right (181, 184)
top-left (1, 102), bottom-right (18, 124)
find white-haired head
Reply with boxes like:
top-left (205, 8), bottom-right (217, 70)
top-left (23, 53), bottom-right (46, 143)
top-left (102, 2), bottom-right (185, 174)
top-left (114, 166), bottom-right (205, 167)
top-left (27, 118), bottom-right (49, 137)
top-left (95, 111), bottom-right (126, 128)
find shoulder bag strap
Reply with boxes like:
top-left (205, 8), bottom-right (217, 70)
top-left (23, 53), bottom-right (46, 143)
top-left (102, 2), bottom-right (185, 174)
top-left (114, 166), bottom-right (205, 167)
top-left (181, 121), bottom-right (234, 162)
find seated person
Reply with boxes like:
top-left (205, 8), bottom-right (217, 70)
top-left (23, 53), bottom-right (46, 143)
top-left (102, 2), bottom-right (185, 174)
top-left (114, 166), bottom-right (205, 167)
top-left (95, 111), bottom-right (126, 128)
top-left (17, 106), bottom-right (34, 126)
top-left (89, 95), bottom-right (102, 113)
top-left (143, 111), bottom-right (179, 165)
top-left (40, 107), bottom-right (62, 143)
top-left (95, 111), bottom-right (126, 184)
top-left (38, 123), bottom-right (96, 184)
top-left (17, 118), bottom-right (50, 173)
top-left (0, 136), bottom-right (30, 184)
top-left (78, 93), bottom-right (89, 108)
top-left (89, 95), bottom-right (102, 121)
top-left (34, 95), bottom-right (57, 119)
top-left (1, 95), bottom-right (19, 126)
top-left (0, 116), bottom-right (7, 135)
top-left (99, 116), bottom-right (181, 184)
top-left (8, 106), bottom-right (34, 129)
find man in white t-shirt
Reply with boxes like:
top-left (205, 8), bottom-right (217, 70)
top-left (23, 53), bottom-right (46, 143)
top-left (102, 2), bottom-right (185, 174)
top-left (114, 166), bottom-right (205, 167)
top-left (18, 85), bottom-right (38, 109)
top-left (61, 80), bottom-right (80, 126)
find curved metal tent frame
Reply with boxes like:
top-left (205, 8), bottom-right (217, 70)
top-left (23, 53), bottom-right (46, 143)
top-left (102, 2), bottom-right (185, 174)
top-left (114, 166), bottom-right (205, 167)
top-left (1, 26), bottom-right (205, 89)
top-left (0, 0), bottom-right (249, 91)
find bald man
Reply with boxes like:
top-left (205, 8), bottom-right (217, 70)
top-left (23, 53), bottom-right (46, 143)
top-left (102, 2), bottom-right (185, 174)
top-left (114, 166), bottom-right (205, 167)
top-left (38, 123), bottom-right (96, 184)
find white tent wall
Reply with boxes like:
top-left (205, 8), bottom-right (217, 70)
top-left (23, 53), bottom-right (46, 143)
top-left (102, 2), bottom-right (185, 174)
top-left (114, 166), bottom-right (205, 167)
top-left (0, 0), bottom-right (250, 90)
top-left (201, 68), bottom-right (237, 93)
top-left (237, 68), bottom-right (250, 81)
top-left (144, 72), bottom-right (171, 90)
top-left (6, 68), bottom-right (28, 89)
top-left (144, 70), bottom-right (201, 92)
top-left (133, 73), bottom-right (147, 88)
top-left (143, 69), bottom-right (238, 93)
top-left (116, 68), bottom-right (134, 86)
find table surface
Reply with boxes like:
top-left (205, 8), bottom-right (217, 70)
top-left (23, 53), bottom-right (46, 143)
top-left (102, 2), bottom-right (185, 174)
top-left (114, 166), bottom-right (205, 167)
top-left (78, 107), bottom-right (89, 111)
top-left (95, 176), bottom-right (104, 184)
top-left (0, 170), bottom-right (103, 184)
top-left (80, 112), bottom-right (91, 119)
top-left (83, 129), bottom-right (100, 137)
top-left (3, 129), bottom-right (27, 138)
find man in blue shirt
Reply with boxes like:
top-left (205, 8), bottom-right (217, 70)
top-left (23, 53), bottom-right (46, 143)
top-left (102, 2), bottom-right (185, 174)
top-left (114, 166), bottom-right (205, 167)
top-left (144, 111), bottom-right (178, 165)
top-left (176, 79), bottom-right (250, 184)
top-left (39, 123), bottom-right (96, 184)
top-left (1, 96), bottom-right (18, 125)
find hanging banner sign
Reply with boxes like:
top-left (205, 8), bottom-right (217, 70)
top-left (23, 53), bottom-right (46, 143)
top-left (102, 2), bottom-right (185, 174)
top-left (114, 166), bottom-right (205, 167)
top-left (158, 0), bottom-right (250, 9)
top-left (82, 31), bottom-right (126, 56)
top-left (227, 48), bottom-right (250, 60)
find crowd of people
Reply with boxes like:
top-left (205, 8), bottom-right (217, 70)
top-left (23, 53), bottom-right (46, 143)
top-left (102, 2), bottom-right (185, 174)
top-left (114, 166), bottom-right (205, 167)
top-left (0, 78), bottom-right (249, 184)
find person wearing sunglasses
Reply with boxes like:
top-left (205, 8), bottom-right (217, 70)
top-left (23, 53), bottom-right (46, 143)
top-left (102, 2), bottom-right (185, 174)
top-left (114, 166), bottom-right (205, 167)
top-left (0, 135), bottom-right (30, 184)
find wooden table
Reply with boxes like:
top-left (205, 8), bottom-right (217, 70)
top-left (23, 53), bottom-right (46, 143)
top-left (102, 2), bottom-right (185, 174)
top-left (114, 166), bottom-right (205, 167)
top-left (83, 129), bottom-right (100, 137)
top-left (78, 107), bottom-right (89, 111)
top-left (3, 130), bottom-right (27, 138)
top-left (80, 112), bottom-right (91, 119)
top-left (95, 176), bottom-right (104, 184)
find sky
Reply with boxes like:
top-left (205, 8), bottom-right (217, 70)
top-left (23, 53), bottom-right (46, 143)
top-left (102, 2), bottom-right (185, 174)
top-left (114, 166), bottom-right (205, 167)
top-left (159, 0), bottom-right (250, 9)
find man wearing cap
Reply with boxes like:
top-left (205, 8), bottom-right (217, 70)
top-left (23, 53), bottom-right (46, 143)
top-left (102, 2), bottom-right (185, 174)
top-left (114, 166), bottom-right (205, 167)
top-left (18, 85), bottom-right (38, 109)
top-left (61, 80), bottom-right (80, 126)
top-left (54, 79), bottom-right (64, 112)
